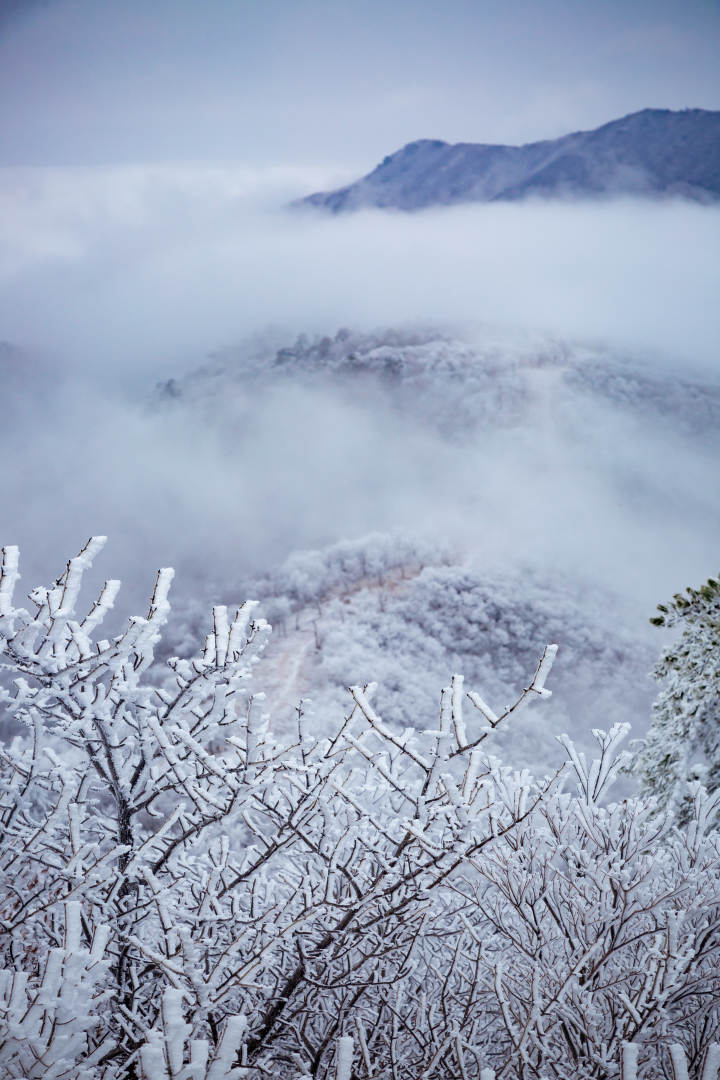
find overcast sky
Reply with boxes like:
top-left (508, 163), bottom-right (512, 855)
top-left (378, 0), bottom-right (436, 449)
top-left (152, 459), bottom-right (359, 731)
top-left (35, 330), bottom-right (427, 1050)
top-left (2, 0), bottom-right (719, 169)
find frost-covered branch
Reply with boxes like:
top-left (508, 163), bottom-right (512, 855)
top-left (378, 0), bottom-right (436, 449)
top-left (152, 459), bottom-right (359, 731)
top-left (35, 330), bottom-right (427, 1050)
top-left (0, 541), bottom-right (718, 1079)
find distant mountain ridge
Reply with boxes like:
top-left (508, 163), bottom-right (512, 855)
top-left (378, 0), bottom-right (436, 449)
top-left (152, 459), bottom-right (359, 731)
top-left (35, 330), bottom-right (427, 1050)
top-left (301, 108), bottom-right (720, 211)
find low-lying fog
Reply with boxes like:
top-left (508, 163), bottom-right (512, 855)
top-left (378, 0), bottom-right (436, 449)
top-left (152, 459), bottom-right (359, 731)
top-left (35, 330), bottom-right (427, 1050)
top-left (2, 166), bottom-right (719, 370)
top-left (1, 165), bottom-right (719, 629)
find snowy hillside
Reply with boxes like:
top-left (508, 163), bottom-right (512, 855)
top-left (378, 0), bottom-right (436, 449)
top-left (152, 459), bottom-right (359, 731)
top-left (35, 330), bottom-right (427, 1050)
top-left (154, 322), bottom-right (720, 766)
top-left (301, 108), bottom-right (720, 211)
top-left (233, 536), bottom-right (655, 774)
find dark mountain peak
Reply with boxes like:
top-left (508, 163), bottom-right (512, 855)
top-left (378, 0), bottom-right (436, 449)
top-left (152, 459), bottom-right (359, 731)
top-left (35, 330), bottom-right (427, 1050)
top-left (393, 138), bottom-right (449, 154)
top-left (301, 108), bottom-right (720, 212)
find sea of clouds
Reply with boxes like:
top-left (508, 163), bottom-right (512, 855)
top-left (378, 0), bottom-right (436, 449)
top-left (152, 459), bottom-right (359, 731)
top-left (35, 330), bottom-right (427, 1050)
top-left (1, 164), bottom-right (718, 628)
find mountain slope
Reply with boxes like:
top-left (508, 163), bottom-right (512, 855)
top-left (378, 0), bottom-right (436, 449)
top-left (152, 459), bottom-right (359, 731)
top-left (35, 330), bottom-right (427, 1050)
top-left (156, 322), bottom-right (720, 769)
top-left (301, 108), bottom-right (720, 211)
top-left (165, 530), bottom-right (656, 774)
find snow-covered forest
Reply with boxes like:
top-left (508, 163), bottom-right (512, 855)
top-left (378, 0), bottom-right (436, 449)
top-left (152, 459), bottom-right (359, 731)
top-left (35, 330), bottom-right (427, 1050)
top-left (1, 535), bottom-right (719, 1079)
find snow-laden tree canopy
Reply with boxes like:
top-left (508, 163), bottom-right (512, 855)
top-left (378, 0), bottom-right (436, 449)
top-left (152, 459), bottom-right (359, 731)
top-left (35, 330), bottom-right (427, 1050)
top-left (0, 540), bottom-right (718, 1079)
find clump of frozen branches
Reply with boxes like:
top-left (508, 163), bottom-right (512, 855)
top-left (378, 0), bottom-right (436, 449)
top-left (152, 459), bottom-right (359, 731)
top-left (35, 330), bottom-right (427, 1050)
top-left (0, 540), bottom-right (718, 1079)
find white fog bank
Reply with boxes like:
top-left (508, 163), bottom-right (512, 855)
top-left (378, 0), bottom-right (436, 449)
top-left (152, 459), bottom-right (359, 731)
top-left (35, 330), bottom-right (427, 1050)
top-left (1, 165), bottom-right (718, 377)
top-left (1, 165), bottom-right (718, 630)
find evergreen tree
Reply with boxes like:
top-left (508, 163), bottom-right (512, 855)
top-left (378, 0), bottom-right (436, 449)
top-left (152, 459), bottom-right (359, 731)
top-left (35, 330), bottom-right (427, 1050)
top-left (635, 573), bottom-right (720, 815)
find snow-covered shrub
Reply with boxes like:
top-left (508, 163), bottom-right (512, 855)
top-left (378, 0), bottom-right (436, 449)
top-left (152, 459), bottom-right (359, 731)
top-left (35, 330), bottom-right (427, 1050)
top-left (1, 540), bottom-right (718, 1079)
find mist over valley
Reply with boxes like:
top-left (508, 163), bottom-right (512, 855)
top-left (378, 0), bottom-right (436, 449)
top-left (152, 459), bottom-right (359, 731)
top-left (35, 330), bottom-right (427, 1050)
top-left (2, 163), bottom-right (719, 760)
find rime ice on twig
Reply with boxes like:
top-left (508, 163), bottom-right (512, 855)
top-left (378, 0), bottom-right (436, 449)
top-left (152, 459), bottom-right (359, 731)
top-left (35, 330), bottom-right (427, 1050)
top-left (1, 542), bottom-right (718, 1079)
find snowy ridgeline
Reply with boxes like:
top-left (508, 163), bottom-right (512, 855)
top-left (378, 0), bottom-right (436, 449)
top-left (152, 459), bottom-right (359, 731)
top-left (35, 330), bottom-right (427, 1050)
top-left (0, 539), bottom-right (718, 1079)
top-left (155, 325), bottom-right (720, 446)
top-left (154, 326), bottom-right (538, 440)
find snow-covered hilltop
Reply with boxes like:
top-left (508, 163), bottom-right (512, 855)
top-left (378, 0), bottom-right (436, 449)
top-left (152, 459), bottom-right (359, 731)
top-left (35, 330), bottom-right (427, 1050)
top-left (155, 324), bottom-right (720, 445)
top-left (301, 108), bottom-right (720, 211)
